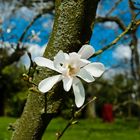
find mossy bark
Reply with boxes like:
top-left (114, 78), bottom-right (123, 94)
top-left (11, 0), bottom-right (100, 139)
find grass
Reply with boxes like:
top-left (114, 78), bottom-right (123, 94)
top-left (0, 117), bottom-right (140, 140)
top-left (0, 117), bottom-right (15, 140)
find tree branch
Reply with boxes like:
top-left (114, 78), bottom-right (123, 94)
top-left (92, 21), bottom-right (134, 57)
top-left (16, 4), bottom-right (54, 48)
top-left (106, 0), bottom-right (123, 16)
top-left (96, 16), bottom-right (126, 31)
top-left (56, 97), bottom-right (96, 140)
top-left (0, 47), bottom-right (26, 72)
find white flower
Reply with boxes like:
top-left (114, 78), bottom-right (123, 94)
top-left (34, 45), bottom-right (105, 108)
top-left (30, 30), bottom-right (41, 42)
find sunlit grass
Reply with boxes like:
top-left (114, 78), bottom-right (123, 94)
top-left (0, 117), bottom-right (15, 140)
top-left (43, 117), bottom-right (140, 140)
top-left (0, 117), bottom-right (140, 140)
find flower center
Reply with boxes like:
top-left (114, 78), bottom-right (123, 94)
top-left (68, 65), bottom-right (79, 76)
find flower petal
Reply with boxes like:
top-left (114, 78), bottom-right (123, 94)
top-left (84, 62), bottom-right (105, 77)
top-left (78, 44), bottom-right (95, 59)
top-left (34, 57), bottom-right (58, 72)
top-left (69, 53), bottom-right (90, 68)
top-left (69, 52), bottom-right (81, 60)
top-left (62, 77), bottom-right (73, 92)
top-left (38, 75), bottom-right (62, 93)
top-left (72, 77), bottom-right (85, 108)
top-left (54, 50), bottom-right (67, 72)
top-left (54, 50), bottom-right (65, 63)
top-left (77, 68), bottom-right (95, 83)
top-left (68, 53), bottom-right (80, 65)
top-left (79, 59), bottom-right (90, 68)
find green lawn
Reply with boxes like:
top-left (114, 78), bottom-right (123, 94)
top-left (0, 117), bottom-right (140, 140)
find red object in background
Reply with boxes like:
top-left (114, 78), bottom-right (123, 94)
top-left (102, 103), bottom-right (114, 122)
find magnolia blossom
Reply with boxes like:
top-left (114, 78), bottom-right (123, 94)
top-left (30, 30), bottom-right (41, 42)
top-left (34, 45), bottom-right (105, 107)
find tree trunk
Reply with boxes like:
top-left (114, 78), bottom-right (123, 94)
top-left (11, 0), bottom-right (100, 139)
top-left (85, 99), bottom-right (96, 119)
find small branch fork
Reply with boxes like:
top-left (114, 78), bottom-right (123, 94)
top-left (56, 97), bottom-right (97, 140)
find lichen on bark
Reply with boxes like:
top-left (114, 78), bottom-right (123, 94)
top-left (11, 0), bottom-right (100, 139)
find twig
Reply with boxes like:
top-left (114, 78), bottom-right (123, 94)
top-left (56, 97), bottom-right (96, 140)
top-left (75, 97), bottom-right (97, 116)
top-left (92, 21), bottom-right (134, 57)
top-left (27, 52), bottom-right (37, 78)
top-left (16, 14), bottom-right (42, 49)
top-left (136, 20), bottom-right (140, 26)
top-left (22, 73), bottom-right (37, 86)
top-left (56, 118), bottom-right (75, 140)
top-left (106, 0), bottom-right (123, 16)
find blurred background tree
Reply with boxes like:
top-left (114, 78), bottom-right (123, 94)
top-left (0, 0), bottom-right (55, 117)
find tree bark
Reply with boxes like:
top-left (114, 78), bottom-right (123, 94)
top-left (11, 0), bottom-right (100, 139)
